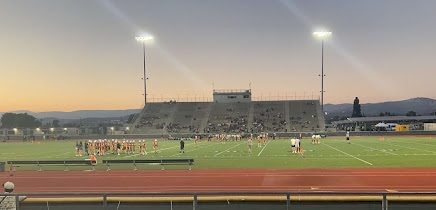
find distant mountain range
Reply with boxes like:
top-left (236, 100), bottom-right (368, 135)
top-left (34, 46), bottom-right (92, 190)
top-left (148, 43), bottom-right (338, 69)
top-left (1, 97), bottom-right (435, 121)
top-left (324, 97), bottom-right (436, 117)
top-left (0, 109), bottom-right (141, 120)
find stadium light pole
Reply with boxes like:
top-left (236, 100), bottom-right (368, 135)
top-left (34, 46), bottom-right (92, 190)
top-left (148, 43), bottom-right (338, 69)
top-left (135, 35), bottom-right (154, 105)
top-left (312, 30), bottom-right (332, 113)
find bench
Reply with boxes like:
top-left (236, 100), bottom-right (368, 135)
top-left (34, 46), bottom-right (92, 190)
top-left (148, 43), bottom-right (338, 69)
top-left (102, 159), bottom-right (194, 171)
top-left (7, 160), bottom-right (97, 171)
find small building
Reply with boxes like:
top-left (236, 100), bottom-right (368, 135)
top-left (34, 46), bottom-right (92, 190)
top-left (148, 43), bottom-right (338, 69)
top-left (106, 126), bottom-right (126, 135)
top-left (333, 115), bottom-right (436, 131)
top-left (395, 124), bottom-right (410, 132)
top-left (424, 123), bottom-right (436, 131)
top-left (213, 89), bottom-right (251, 103)
top-left (62, 128), bottom-right (81, 135)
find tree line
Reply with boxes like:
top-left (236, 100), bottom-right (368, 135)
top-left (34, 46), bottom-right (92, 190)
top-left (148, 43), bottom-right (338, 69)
top-left (352, 97), bottom-right (424, 117)
top-left (0, 113), bottom-right (41, 128)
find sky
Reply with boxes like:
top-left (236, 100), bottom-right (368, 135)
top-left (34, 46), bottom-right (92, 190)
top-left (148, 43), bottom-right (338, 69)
top-left (1, 0), bottom-right (436, 112)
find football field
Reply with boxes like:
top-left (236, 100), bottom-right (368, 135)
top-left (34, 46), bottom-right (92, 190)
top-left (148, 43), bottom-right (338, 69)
top-left (1, 136), bottom-right (436, 170)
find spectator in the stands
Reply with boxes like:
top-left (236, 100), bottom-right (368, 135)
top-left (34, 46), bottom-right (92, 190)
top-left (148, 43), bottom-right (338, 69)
top-left (1, 182), bottom-right (26, 210)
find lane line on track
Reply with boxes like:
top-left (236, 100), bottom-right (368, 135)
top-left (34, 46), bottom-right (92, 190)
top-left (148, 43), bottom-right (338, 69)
top-left (7, 173), bottom-right (436, 179)
top-left (7, 169), bottom-right (436, 176)
top-left (214, 143), bottom-right (244, 157)
top-left (17, 189), bottom-right (434, 192)
top-left (323, 143), bottom-right (373, 165)
top-left (18, 185), bottom-right (436, 190)
top-left (5, 173), bottom-right (436, 178)
top-left (8, 169), bottom-right (436, 175)
top-left (257, 140), bottom-right (271, 157)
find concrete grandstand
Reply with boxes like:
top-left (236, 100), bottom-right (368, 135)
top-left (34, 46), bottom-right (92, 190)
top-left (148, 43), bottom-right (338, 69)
top-left (130, 91), bottom-right (325, 134)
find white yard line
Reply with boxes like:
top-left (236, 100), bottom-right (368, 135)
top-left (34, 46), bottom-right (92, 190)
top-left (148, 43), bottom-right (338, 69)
top-left (392, 139), bottom-right (436, 149)
top-left (257, 153), bottom-right (436, 158)
top-left (124, 143), bottom-right (191, 158)
top-left (383, 141), bottom-right (436, 154)
top-left (323, 143), bottom-right (373, 166)
top-left (214, 143), bottom-right (244, 157)
top-left (352, 142), bottom-right (398, 155)
top-left (157, 142), bottom-right (195, 152)
top-left (170, 143), bottom-right (214, 157)
top-left (159, 144), bottom-right (184, 152)
top-left (257, 140), bottom-right (272, 157)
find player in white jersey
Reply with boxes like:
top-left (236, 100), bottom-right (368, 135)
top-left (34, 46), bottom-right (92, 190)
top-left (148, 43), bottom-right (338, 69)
top-left (247, 138), bottom-right (253, 154)
top-left (290, 138), bottom-right (296, 153)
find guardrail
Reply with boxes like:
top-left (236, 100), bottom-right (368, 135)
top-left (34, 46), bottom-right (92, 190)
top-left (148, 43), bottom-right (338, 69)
top-left (3, 131), bottom-right (436, 141)
top-left (3, 191), bottom-right (436, 210)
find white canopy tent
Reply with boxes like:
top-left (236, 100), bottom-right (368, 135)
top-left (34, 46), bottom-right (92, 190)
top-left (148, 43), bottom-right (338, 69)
top-left (375, 122), bottom-right (389, 128)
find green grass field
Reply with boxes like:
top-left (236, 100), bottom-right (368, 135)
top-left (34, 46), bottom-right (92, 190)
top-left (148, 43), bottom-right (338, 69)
top-left (2, 136), bottom-right (436, 170)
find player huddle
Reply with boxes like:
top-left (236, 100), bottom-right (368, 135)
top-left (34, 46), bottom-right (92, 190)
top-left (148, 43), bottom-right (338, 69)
top-left (72, 133), bottom-right (347, 158)
top-left (212, 134), bottom-right (243, 142)
top-left (311, 134), bottom-right (321, 144)
top-left (256, 133), bottom-right (270, 147)
top-left (290, 137), bottom-right (302, 154)
top-left (246, 133), bottom-right (271, 153)
top-left (77, 139), bottom-right (160, 157)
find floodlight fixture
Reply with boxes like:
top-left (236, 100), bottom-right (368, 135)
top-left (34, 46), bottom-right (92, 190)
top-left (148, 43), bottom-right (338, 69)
top-left (135, 35), bottom-right (154, 42)
top-left (312, 29), bottom-right (332, 112)
top-left (313, 31), bottom-right (332, 39)
top-left (135, 33), bottom-right (154, 105)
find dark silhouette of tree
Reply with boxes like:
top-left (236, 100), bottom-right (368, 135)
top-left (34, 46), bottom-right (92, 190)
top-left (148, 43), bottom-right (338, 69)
top-left (0, 113), bottom-right (41, 128)
top-left (43, 122), bottom-right (51, 128)
top-left (351, 97), bottom-right (363, 117)
top-left (63, 122), bottom-right (79, 127)
top-left (52, 119), bottom-right (60, 128)
top-left (379, 112), bottom-right (396, 116)
top-left (406, 111), bottom-right (417, 116)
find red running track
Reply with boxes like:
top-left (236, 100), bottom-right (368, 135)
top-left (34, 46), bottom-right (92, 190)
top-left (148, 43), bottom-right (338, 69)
top-left (2, 168), bottom-right (436, 193)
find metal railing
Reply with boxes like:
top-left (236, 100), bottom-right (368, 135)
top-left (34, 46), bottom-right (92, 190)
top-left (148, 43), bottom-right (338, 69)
top-left (213, 89), bottom-right (251, 93)
top-left (3, 191), bottom-right (436, 210)
top-left (144, 94), bottom-right (319, 103)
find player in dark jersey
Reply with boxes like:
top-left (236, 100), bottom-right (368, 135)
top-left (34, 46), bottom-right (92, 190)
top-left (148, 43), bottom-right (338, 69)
top-left (180, 140), bottom-right (185, 153)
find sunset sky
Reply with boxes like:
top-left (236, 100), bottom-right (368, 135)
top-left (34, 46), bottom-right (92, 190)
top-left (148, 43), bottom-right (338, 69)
top-left (1, 0), bottom-right (436, 112)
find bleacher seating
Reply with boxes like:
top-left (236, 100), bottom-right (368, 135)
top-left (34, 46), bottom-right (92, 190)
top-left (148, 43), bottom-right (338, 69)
top-left (205, 102), bottom-right (250, 133)
top-left (133, 103), bottom-right (177, 134)
top-left (252, 101), bottom-right (287, 133)
top-left (167, 102), bottom-right (207, 133)
top-left (131, 100), bottom-right (324, 134)
top-left (288, 100), bottom-right (320, 132)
